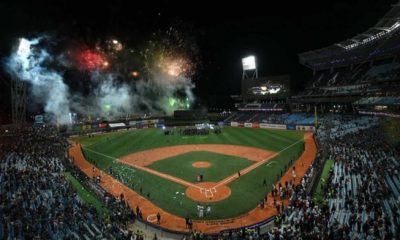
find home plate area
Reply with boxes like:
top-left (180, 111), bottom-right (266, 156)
top-left (200, 187), bottom-right (217, 198)
top-left (185, 182), bottom-right (231, 202)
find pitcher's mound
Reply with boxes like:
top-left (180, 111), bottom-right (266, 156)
top-left (192, 161), bottom-right (211, 168)
top-left (186, 182), bottom-right (231, 202)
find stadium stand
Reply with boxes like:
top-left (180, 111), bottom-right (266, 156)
top-left (270, 116), bottom-right (400, 239)
top-left (226, 112), bottom-right (315, 126)
top-left (354, 96), bottom-right (400, 105)
top-left (3, 1), bottom-right (400, 239)
top-left (0, 126), bottom-right (136, 239)
top-left (1, 115), bottom-right (399, 240)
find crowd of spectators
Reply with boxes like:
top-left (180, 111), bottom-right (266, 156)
top-left (270, 116), bottom-right (400, 239)
top-left (0, 126), bottom-right (138, 239)
top-left (1, 114), bottom-right (399, 240)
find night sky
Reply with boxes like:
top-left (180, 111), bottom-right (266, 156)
top-left (0, 0), bottom-right (396, 120)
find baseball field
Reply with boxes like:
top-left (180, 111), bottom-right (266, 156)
top-left (72, 127), bottom-right (305, 222)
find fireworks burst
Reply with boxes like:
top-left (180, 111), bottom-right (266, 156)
top-left (131, 71), bottom-right (140, 77)
top-left (4, 25), bottom-right (200, 121)
top-left (141, 25), bottom-right (199, 79)
top-left (104, 38), bottom-right (124, 55)
top-left (77, 49), bottom-right (109, 71)
top-left (162, 57), bottom-right (191, 77)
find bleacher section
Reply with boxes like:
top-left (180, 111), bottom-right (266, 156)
top-left (297, 1), bottom-right (400, 100)
top-left (317, 115), bottom-right (378, 140)
top-left (298, 60), bottom-right (400, 98)
top-left (354, 96), bottom-right (400, 105)
top-left (237, 103), bottom-right (285, 111)
top-left (325, 129), bottom-right (400, 238)
top-left (226, 112), bottom-right (315, 125)
top-left (283, 113), bottom-right (314, 125)
top-left (0, 126), bottom-right (135, 239)
top-left (271, 116), bottom-right (400, 239)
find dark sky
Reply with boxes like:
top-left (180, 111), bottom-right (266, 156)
top-left (0, 0), bottom-right (396, 118)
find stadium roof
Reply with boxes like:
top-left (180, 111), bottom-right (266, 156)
top-left (299, 1), bottom-right (400, 70)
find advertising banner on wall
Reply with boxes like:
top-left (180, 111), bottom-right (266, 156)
top-left (296, 125), bottom-right (315, 131)
top-left (231, 122), bottom-right (239, 127)
top-left (109, 123), bottom-right (126, 128)
top-left (252, 123), bottom-right (260, 128)
top-left (244, 122), bottom-right (253, 128)
top-left (259, 123), bottom-right (286, 129)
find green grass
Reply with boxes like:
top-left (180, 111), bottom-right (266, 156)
top-left (147, 151), bottom-right (253, 183)
top-left (76, 127), bottom-right (301, 163)
top-left (76, 127), bottom-right (305, 219)
top-left (74, 131), bottom-right (131, 147)
top-left (64, 172), bottom-right (110, 218)
top-left (313, 159), bottom-right (334, 204)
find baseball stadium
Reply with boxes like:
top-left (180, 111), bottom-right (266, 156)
top-left (70, 127), bottom-right (313, 230)
top-left (1, 1), bottom-right (400, 240)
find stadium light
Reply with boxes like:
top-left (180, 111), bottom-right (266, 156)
top-left (17, 38), bottom-right (31, 57)
top-left (242, 56), bottom-right (256, 70)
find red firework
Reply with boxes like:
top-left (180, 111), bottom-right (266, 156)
top-left (77, 49), bottom-right (108, 71)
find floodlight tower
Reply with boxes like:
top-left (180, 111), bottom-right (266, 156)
top-left (10, 38), bottom-right (30, 125)
top-left (11, 79), bottom-right (27, 125)
top-left (242, 56), bottom-right (258, 80)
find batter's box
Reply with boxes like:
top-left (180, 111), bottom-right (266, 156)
top-left (199, 187), bottom-right (217, 198)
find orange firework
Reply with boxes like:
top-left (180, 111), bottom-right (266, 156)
top-left (163, 57), bottom-right (190, 77)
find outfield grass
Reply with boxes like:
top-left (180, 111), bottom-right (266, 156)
top-left (76, 127), bottom-right (305, 219)
top-left (64, 172), bottom-right (110, 218)
top-left (147, 151), bottom-right (253, 183)
top-left (313, 159), bottom-right (334, 204)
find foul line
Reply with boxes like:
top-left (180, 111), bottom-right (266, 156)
top-left (83, 147), bottom-right (120, 161)
top-left (266, 161), bottom-right (276, 167)
top-left (83, 146), bottom-right (201, 190)
top-left (133, 164), bottom-right (201, 189)
top-left (214, 137), bottom-right (304, 188)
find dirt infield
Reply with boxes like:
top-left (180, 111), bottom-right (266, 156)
top-left (186, 182), bottom-right (231, 202)
top-left (70, 132), bottom-right (317, 233)
top-left (118, 144), bottom-right (276, 203)
top-left (192, 161), bottom-right (211, 168)
top-left (118, 144), bottom-right (274, 167)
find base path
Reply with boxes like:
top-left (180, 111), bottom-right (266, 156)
top-left (118, 144), bottom-right (276, 201)
top-left (119, 144), bottom-right (274, 167)
top-left (70, 132), bottom-right (317, 233)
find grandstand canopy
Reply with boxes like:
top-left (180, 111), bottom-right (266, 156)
top-left (299, 1), bottom-right (400, 70)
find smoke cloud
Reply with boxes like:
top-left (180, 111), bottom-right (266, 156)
top-left (3, 33), bottom-right (198, 124)
top-left (5, 37), bottom-right (71, 124)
